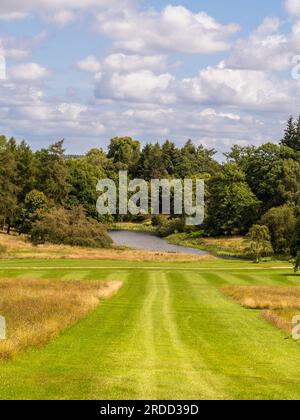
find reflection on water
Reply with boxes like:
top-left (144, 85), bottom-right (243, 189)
top-left (109, 230), bottom-right (208, 256)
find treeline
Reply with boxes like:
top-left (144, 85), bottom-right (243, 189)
top-left (0, 116), bottom-right (300, 256)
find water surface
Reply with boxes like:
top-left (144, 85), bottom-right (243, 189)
top-left (109, 230), bottom-right (208, 256)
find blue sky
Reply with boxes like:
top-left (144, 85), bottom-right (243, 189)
top-left (1, 0), bottom-right (300, 154)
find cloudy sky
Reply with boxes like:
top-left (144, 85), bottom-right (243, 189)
top-left (1, 0), bottom-right (300, 154)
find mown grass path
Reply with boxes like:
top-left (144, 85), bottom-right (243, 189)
top-left (0, 259), bottom-right (300, 399)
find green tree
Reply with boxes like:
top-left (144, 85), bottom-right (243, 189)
top-left (0, 137), bottom-right (19, 233)
top-left (226, 143), bottom-right (300, 212)
top-left (16, 190), bottom-right (48, 234)
top-left (245, 225), bottom-right (273, 263)
top-left (35, 140), bottom-right (70, 204)
top-left (30, 206), bottom-right (112, 248)
top-left (108, 137), bottom-right (141, 176)
top-left (66, 156), bottom-right (105, 219)
top-left (138, 143), bottom-right (168, 180)
top-left (280, 117), bottom-right (298, 150)
top-left (291, 218), bottom-right (300, 271)
top-left (260, 205), bottom-right (297, 254)
top-left (15, 141), bottom-right (37, 202)
top-left (206, 163), bottom-right (261, 235)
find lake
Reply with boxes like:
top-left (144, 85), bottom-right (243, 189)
top-left (109, 230), bottom-right (208, 256)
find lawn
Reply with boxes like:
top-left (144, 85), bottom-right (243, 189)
top-left (0, 258), bottom-right (300, 400)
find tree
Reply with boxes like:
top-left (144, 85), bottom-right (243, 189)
top-left (30, 206), bottom-right (112, 248)
top-left (206, 163), bottom-right (261, 235)
top-left (35, 140), bottom-right (70, 204)
top-left (15, 141), bottom-right (36, 203)
top-left (280, 116), bottom-right (300, 151)
top-left (16, 190), bottom-right (48, 234)
top-left (161, 140), bottom-right (181, 176)
top-left (245, 225), bottom-right (273, 263)
top-left (108, 137), bottom-right (141, 176)
top-left (225, 143), bottom-right (300, 212)
top-left (291, 218), bottom-right (300, 272)
top-left (260, 205), bottom-right (297, 255)
top-left (0, 137), bottom-right (19, 233)
top-left (176, 140), bottom-right (219, 178)
top-left (66, 157), bottom-right (105, 219)
top-left (137, 143), bottom-right (168, 180)
top-left (281, 117), bottom-right (297, 150)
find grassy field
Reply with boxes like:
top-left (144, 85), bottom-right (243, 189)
top-left (166, 233), bottom-right (248, 258)
top-left (0, 258), bottom-right (300, 399)
top-left (0, 278), bottom-right (121, 360)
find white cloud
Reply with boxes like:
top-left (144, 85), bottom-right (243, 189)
top-left (285, 0), bottom-right (300, 16)
top-left (95, 70), bottom-right (176, 104)
top-left (0, 57), bottom-right (6, 80)
top-left (0, 0), bottom-right (133, 23)
top-left (226, 18), bottom-right (293, 71)
top-left (0, 12), bottom-right (28, 20)
top-left (49, 10), bottom-right (76, 26)
top-left (78, 53), bottom-right (168, 75)
top-left (97, 5), bottom-right (240, 54)
top-left (178, 65), bottom-right (291, 110)
top-left (0, 31), bottom-right (47, 62)
top-left (9, 63), bottom-right (49, 81)
top-left (77, 56), bottom-right (102, 73)
top-left (58, 103), bottom-right (88, 120)
top-left (103, 53), bottom-right (168, 72)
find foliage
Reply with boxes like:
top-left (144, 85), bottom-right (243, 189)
top-left (156, 218), bottom-right (185, 237)
top-left (245, 225), bottom-right (273, 263)
top-left (30, 206), bottom-right (112, 248)
top-left (291, 218), bottom-right (300, 271)
top-left (1, 116), bottom-right (300, 260)
top-left (206, 163), bottom-right (261, 235)
top-left (280, 116), bottom-right (300, 151)
top-left (260, 205), bottom-right (296, 255)
top-left (16, 190), bottom-right (48, 234)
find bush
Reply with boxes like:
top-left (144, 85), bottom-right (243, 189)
top-left (260, 205), bottom-right (296, 255)
top-left (156, 218), bottom-right (185, 237)
top-left (151, 215), bottom-right (164, 227)
top-left (30, 206), bottom-right (113, 248)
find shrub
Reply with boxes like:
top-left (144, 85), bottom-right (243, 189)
top-left (156, 218), bottom-right (185, 237)
top-left (30, 206), bottom-right (112, 248)
top-left (245, 224), bottom-right (274, 263)
top-left (260, 205), bottom-right (296, 255)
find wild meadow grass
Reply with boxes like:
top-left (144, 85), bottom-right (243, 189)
top-left (0, 232), bottom-right (212, 262)
top-left (222, 285), bottom-right (300, 333)
top-left (0, 278), bottom-right (122, 360)
top-left (167, 233), bottom-right (247, 258)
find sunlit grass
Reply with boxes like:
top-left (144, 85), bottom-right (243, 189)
top-left (0, 278), bottom-right (122, 360)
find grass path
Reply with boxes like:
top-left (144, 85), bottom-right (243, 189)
top-left (0, 260), bottom-right (300, 399)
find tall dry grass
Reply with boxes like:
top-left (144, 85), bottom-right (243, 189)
top-left (0, 232), bottom-right (214, 262)
top-left (222, 285), bottom-right (300, 309)
top-left (222, 285), bottom-right (300, 334)
top-left (0, 278), bottom-right (122, 360)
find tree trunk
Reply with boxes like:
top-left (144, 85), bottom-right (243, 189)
top-left (6, 218), bottom-right (11, 235)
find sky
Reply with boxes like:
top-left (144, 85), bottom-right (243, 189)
top-left (1, 0), bottom-right (300, 154)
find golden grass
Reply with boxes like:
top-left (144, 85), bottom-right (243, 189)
top-left (0, 278), bottom-right (122, 360)
top-left (201, 236), bottom-right (246, 254)
top-left (222, 285), bottom-right (300, 334)
top-left (222, 285), bottom-right (300, 309)
top-left (0, 232), bottom-right (215, 262)
top-left (261, 309), bottom-right (300, 333)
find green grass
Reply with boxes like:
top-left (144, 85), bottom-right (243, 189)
top-left (0, 258), bottom-right (300, 400)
